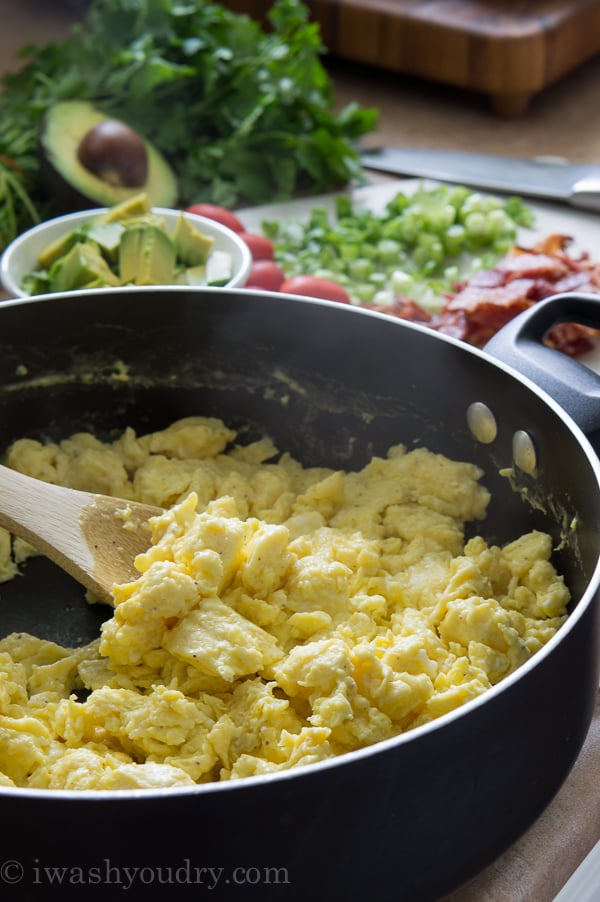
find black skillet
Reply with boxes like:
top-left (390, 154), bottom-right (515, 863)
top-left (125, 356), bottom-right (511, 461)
top-left (0, 287), bottom-right (599, 902)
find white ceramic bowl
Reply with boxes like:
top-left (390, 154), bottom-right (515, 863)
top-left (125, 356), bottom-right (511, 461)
top-left (0, 206), bottom-right (252, 298)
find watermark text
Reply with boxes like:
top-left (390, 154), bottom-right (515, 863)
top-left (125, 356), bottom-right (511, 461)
top-left (0, 858), bottom-right (290, 891)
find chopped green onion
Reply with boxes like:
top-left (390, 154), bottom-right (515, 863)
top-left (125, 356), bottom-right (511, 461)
top-left (263, 184), bottom-right (534, 309)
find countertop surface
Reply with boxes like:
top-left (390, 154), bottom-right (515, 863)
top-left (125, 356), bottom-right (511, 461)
top-left (333, 51), bottom-right (600, 166)
top-left (1, 3), bottom-right (600, 901)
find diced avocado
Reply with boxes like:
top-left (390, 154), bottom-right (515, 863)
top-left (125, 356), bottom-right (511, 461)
top-left (119, 224), bottom-right (176, 285)
top-left (85, 221), bottom-right (125, 262)
top-left (22, 193), bottom-right (237, 297)
top-left (174, 211), bottom-right (214, 266)
top-left (99, 192), bottom-right (152, 223)
top-left (185, 264), bottom-right (207, 286)
top-left (120, 212), bottom-right (168, 231)
top-left (50, 241), bottom-right (122, 292)
top-left (79, 278), bottom-right (105, 289)
top-left (205, 250), bottom-right (233, 286)
top-left (37, 230), bottom-right (80, 270)
top-left (21, 270), bottom-right (52, 296)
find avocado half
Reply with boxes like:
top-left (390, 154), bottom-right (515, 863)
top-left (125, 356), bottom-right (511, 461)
top-left (40, 101), bottom-right (178, 211)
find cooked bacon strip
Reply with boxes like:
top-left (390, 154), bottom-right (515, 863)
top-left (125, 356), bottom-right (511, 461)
top-left (372, 233), bottom-right (600, 357)
top-left (365, 297), bottom-right (434, 324)
top-left (444, 278), bottom-right (535, 314)
top-left (464, 269), bottom-right (506, 289)
top-left (495, 252), bottom-right (569, 281)
top-left (530, 233), bottom-right (573, 256)
top-left (546, 322), bottom-right (597, 357)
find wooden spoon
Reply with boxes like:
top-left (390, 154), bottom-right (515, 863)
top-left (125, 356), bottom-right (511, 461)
top-left (0, 463), bottom-right (163, 605)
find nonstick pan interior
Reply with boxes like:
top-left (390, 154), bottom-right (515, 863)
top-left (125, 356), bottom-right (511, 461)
top-left (0, 287), bottom-right (599, 649)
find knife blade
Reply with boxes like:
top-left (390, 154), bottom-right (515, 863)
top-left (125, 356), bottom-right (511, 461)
top-left (360, 148), bottom-right (600, 211)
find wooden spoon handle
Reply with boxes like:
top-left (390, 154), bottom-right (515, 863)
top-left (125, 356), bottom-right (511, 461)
top-left (0, 464), bottom-right (161, 604)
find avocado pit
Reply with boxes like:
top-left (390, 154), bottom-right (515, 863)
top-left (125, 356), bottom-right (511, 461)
top-left (39, 100), bottom-right (178, 211)
top-left (77, 120), bottom-right (149, 188)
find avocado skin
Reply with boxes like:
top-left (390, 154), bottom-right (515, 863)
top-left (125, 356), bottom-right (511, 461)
top-left (39, 101), bottom-right (179, 214)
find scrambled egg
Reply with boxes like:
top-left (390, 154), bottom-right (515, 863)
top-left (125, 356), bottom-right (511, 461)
top-left (0, 417), bottom-right (569, 790)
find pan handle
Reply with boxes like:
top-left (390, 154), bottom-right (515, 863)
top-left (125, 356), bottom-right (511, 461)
top-left (484, 293), bottom-right (600, 435)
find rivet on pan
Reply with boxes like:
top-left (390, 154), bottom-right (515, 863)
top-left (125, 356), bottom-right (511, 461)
top-left (466, 402), bottom-right (498, 444)
top-left (513, 430), bottom-right (538, 477)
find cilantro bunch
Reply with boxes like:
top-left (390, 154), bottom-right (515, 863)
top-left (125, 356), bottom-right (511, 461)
top-left (0, 0), bottom-right (378, 245)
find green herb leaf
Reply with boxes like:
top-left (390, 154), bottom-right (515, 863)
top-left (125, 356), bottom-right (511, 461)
top-left (0, 0), bottom-right (378, 250)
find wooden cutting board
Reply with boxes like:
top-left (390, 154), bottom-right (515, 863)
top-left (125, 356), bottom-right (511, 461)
top-left (223, 0), bottom-right (600, 115)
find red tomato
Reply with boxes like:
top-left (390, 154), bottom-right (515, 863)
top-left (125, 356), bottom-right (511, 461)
top-left (244, 260), bottom-right (286, 291)
top-left (185, 203), bottom-right (245, 233)
top-left (279, 275), bottom-right (351, 304)
top-left (238, 232), bottom-right (275, 261)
